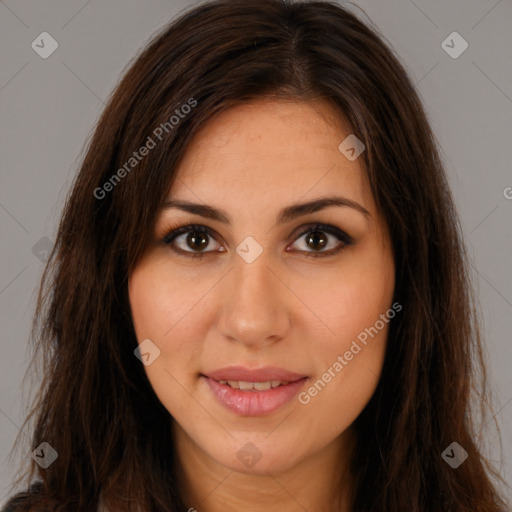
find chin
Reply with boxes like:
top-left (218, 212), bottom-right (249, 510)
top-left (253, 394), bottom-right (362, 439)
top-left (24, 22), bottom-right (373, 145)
top-left (206, 433), bottom-right (308, 476)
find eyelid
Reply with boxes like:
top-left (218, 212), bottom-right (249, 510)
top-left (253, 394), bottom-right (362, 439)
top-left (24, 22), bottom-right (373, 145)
top-left (291, 223), bottom-right (353, 245)
top-left (161, 223), bottom-right (222, 259)
top-left (162, 223), bottom-right (215, 245)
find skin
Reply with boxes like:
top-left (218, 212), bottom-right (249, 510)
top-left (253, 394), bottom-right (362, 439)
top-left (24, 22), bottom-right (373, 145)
top-left (128, 99), bottom-right (395, 512)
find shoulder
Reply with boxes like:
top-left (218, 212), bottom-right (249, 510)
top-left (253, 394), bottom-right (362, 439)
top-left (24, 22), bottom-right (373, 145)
top-left (1, 481), bottom-right (50, 512)
top-left (2, 484), bottom-right (110, 512)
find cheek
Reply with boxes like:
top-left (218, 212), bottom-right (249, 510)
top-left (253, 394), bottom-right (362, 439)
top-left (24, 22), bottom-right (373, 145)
top-left (129, 261), bottom-right (204, 416)
top-left (310, 246), bottom-right (394, 349)
top-left (129, 258), bottom-right (200, 341)
top-left (128, 257), bottom-right (210, 376)
top-left (297, 242), bottom-right (394, 414)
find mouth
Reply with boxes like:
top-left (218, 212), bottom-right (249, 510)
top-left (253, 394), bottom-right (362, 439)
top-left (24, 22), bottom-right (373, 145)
top-left (201, 366), bottom-right (309, 416)
top-left (214, 379), bottom-right (293, 390)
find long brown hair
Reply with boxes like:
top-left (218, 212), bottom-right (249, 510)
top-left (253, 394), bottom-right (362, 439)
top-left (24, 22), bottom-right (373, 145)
top-left (4, 1), bottom-right (509, 510)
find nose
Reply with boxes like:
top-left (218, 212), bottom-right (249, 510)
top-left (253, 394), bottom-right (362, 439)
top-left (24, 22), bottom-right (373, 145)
top-left (216, 253), bottom-right (291, 349)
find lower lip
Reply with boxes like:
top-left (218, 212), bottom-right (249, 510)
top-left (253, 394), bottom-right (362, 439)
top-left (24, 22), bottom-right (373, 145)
top-left (203, 376), bottom-right (308, 416)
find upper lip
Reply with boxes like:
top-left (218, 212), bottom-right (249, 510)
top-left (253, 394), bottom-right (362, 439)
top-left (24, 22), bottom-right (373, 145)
top-left (203, 366), bottom-right (308, 382)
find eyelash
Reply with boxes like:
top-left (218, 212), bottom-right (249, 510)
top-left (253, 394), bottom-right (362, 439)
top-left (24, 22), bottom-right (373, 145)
top-left (160, 222), bottom-right (353, 260)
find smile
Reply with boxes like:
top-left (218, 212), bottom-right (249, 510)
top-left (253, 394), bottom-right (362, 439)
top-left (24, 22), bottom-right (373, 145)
top-left (201, 366), bottom-right (309, 416)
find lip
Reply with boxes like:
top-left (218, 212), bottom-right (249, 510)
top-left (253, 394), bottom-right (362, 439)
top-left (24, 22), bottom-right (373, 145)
top-left (201, 366), bottom-right (309, 416)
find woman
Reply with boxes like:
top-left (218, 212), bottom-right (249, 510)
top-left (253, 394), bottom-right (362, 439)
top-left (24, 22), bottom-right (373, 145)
top-left (3, 0), bottom-right (509, 510)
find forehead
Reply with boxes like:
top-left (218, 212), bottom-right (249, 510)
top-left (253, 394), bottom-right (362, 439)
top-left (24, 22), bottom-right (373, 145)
top-left (168, 99), bottom-right (373, 215)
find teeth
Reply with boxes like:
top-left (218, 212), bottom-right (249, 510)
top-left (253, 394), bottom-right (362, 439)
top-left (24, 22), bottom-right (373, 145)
top-left (218, 380), bottom-right (289, 390)
top-left (254, 381), bottom-right (272, 391)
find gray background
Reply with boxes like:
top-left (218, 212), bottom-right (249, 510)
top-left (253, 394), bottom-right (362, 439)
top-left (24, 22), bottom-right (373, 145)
top-left (1, 0), bottom-right (511, 506)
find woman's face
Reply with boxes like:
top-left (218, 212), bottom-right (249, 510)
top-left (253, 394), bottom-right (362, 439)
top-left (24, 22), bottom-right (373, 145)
top-left (129, 99), bottom-right (395, 476)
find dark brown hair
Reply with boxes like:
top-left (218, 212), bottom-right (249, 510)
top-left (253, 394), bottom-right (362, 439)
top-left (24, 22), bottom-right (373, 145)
top-left (3, 0), bottom-right (509, 510)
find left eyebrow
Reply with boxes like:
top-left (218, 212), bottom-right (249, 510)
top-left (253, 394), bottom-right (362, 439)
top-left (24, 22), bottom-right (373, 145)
top-left (162, 195), bottom-right (371, 226)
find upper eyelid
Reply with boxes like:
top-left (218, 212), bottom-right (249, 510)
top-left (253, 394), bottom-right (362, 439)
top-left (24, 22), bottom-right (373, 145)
top-left (163, 222), bottom-right (351, 246)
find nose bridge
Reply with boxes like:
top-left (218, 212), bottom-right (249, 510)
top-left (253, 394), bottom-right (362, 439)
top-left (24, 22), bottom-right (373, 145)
top-left (234, 254), bottom-right (274, 301)
top-left (217, 251), bottom-right (290, 346)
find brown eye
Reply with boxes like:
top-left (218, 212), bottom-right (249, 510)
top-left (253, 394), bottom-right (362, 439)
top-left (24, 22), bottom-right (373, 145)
top-left (288, 223), bottom-right (353, 258)
top-left (186, 231), bottom-right (209, 251)
top-left (163, 224), bottom-right (222, 258)
top-left (305, 231), bottom-right (328, 251)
